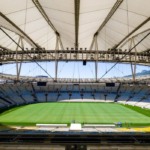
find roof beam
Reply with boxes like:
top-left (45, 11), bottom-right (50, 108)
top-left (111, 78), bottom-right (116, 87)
top-left (0, 49), bottom-right (150, 65)
top-left (32, 0), bottom-right (64, 50)
top-left (119, 28), bottom-right (150, 49)
top-left (141, 48), bottom-right (150, 53)
top-left (0, 12), bottom-right (41, 48)
top-left (0, 45), bottom-right (12, 52)
top-left (112, 17), bottom-right (150, 49)
top-left (32, 0), bottom-right (57, 33)
top-left (94, 0), bottom-right (123, 37)
top-left (74, 0), bottom-right (80, 49)
top-left (0, 26), bottom-right (54, 79)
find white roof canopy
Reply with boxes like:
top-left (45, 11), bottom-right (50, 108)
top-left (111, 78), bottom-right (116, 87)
top-left (0, 0), bottom-right (149, 53)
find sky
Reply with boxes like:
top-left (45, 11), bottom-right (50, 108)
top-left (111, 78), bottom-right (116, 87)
top-left (0, 61), bottom-right (150, 79)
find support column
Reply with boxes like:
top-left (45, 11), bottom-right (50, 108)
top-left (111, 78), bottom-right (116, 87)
top-left (55, 61), bottom-right (58, 81)
top-left (130, 38), bottom-right (137, 82)
top-left (18, 37), bottom-right (24, 77)
top-left (54, 35), bottom-right (64, 81)
top-left (95, 35), bottom-right (98, 82)
top-left (57, 35), bottom-right (64, 50)
top-left (55, 35), bottom-right (59, 81)
top-left (89, 36), bottom-right (95, 50)
top-left (16, 37), bottom-right (23, 81)
top-left (95, 61), bottom-right (98, 81)
top-left (131, 62), bottom-right (136, 82)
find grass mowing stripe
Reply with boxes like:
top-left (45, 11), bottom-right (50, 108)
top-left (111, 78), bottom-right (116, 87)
top-left (122, 104), bottom-right (150, 117)
top-left (0, 102), bottom-right (150, 126)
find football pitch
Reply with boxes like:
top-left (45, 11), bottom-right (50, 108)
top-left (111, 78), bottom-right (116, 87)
top-left (0, 102), bottom-right (150, 126)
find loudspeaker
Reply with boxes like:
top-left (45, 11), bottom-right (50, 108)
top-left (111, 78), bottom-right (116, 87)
top-left (83, 60), bottom-right (86, 66)
top-left (37, 82), bottom-right (47, 86)
top-left (106, 83), bottom-right (115, 87)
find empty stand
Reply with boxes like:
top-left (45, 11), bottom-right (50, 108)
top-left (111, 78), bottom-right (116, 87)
top-left (0, 82), bottom-right (149, 109)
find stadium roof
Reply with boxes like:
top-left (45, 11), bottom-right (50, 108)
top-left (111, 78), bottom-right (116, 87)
top-left (0, 0), bottom-right (149, 51)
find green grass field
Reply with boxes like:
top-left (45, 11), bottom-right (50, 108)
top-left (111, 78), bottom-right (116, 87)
top-left (0, 102), bottom-right (150, 126)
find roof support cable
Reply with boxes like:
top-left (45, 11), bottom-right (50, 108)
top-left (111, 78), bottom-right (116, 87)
top-left (0, 12), bottom-right (41, 48)
top-left (88, 63), bottom-right (95, 78)
top-left (96, 0), bottom-right (123, 34)
top-left (32, 0), bottom-right (64, 50)
top-left (32, 0), bottom-right (57, 32)
top-left (0, 27), bottom-right (54, 80)
top-left (99, 31), bottom-right (150, 79)
top-left (57, 62), bottom-right (67, 78)
top-left (72, 62), bottom-right (76, 79)
top-left (112, 17), bottom-right (150, 49)
top-left (119, 28), bottom-right (150, 49)
top-left (89, 0), bottom-right (123, 50)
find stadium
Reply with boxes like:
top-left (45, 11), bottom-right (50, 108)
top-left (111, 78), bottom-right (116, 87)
top-left (0, 0), bottom-right (150, 149)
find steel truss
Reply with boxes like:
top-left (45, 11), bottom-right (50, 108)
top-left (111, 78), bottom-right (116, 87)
top-left (0, 49), bottom-right (149, 65)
